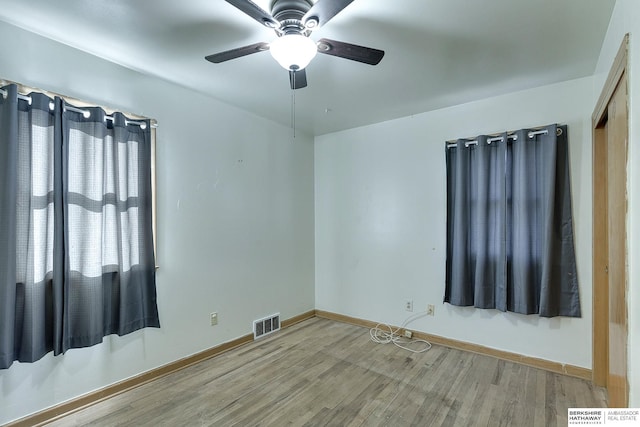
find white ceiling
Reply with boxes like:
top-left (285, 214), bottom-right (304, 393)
top-left (0, 0), bottom-right (615, 136)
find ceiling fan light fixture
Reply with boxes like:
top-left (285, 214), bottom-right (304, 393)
top-left (270, 34), bottom-right (317, 71)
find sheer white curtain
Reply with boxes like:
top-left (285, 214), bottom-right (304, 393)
top-left (0, 84), bottom-right (159, 369)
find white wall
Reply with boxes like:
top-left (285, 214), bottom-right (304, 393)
top-left (0, 21), bottom-right (315, 425)
top-left (315, 76), bottom-right (595, 368)
top-left (593, 0), bottom-right (640, 407)
top-left (1, 4), bottom-right (635, 423)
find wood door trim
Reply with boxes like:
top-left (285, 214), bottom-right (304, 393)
top-left (592, 34), bottom-right (629, 402)
top-left (593, 34), bottom-right (629, 127)
top-left (592, 124), bottom-right (609, 387)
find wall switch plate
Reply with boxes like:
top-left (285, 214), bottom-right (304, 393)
top-left (210, 312), bottom-right (218, 326)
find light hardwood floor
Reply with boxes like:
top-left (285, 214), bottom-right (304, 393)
top-left (46, 318), bottom-right (606, 426)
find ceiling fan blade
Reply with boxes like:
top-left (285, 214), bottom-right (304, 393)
top-left (289, 69), bottom-right (308, 89)
top-left (302, 0), bottom-right (355, 28)
top-left (316, 38), bottom-right (385, 65)
top-left (205, 42), bottom-right (270, 63)
top-left (224, 0), bottom-right (279, 28)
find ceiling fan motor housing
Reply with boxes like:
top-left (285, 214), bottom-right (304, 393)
top-left (270, 0), bottom-right (315, 34)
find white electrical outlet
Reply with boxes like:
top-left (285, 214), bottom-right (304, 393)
top-left (427, 304), bottom-right (435, 316)
top-left (404, 330), bottom-right (413, 339)
top-left (405, 299), bottom-right (413, 312)
top-left (210, 312), bottom-right (218, 326)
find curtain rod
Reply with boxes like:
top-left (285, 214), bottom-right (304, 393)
top-left (0, 88), bottom-right (32, 104)
top-left (63, 104), bottom-right (151, 129)
top-left (0, 85), bottom-right (158, 129)
top-left (446, 127), bottom-right (562, 149)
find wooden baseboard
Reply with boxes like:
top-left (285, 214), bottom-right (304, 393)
top-left (6, 310), bottom-right (317, 427)
top-left (281, 309), bottom-right (316, 328)
top-left (7, 308), bottom-right (591, 426)
top-left (315, 310), bottom-right (592, 381)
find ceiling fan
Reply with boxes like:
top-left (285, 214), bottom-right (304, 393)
top-left (205, 0), bottom-right (385, 89)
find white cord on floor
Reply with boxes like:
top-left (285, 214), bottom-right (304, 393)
top-left (369, 312), bottom-right (432, 353)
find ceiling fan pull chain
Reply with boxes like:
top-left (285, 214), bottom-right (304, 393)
top-left (291, 73), bottom-right (296, 138)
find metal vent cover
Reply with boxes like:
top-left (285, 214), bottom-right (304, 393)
top-left (253, 313), bottom-right (281, 339)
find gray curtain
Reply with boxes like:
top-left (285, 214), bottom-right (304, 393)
top-left (0, 84), bottom-right (159, 369)
top-left (444, 124), bottom-right (581, 317)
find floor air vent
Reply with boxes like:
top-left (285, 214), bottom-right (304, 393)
top-left (253, 313), bottom-right (280, 339)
